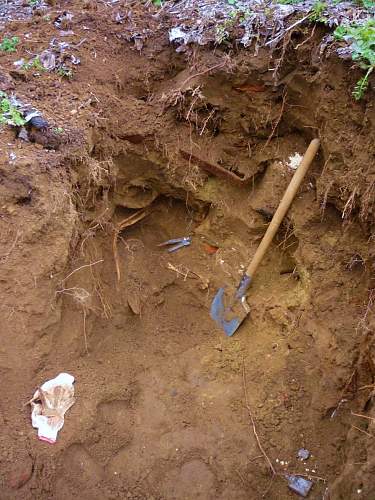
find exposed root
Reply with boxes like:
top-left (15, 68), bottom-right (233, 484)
top-left (61, 259), bottom-right (104, 283)
top-left (351, 425), bottom-right (374, 438)
top-left (179, 60), bottom-right (228, 91)
top-left (167, 262), bottom-right (209, 290)
top-left (242, 358), bottom-right (275, 497)
top-left (112, 207), bottom-right (152, 283)
top-left (262, 90), bottom-right (287, 151)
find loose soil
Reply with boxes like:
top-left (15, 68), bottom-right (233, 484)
top-left (0, 1), bottom-right (374, 499)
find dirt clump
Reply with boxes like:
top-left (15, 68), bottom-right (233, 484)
top-left (0, 1), bottom-right (374, 499)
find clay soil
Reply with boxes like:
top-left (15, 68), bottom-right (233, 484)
top-left (0, 1), bottom-right (375, 499)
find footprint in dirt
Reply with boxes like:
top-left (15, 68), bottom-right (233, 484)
top-left (88, 399), bottom-right (135, 463)
top-left (61, 443), bottom-right (104, 485)
top-left (160, 459), bottom-right (216, 499)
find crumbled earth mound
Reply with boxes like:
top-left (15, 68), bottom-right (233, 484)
top-left (0, 1), bottom-right (374, 499)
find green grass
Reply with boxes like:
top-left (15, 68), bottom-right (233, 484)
top-left (0, 92), bottom-right (26, 127)
top-left (334, 19), bottom-right (375, 99)
top-left (0, 36), bottom-right (20, 53)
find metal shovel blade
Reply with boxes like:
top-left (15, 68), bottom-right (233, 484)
top-left (210, 286), bottom-right (250, 337)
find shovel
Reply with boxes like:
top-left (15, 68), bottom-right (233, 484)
top-left (210, 138), bottom-right (320, 336)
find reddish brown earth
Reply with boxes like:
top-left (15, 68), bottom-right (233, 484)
top-left (0, 1), bottom-right (374, 499)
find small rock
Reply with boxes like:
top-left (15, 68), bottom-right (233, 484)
top-left (298, 448), bottom-right (310, 460)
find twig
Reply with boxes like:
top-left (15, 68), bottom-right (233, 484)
top-left (351, 411), bottom-right (375, 422)
top-left (62, 259), bottom-right (104, 282)
top-left (351, 425), bottom-right (374, 438)
top-left (242, 358), bottom-right (275, 497)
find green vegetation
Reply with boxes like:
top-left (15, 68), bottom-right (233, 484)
top-left (22, 56), bottom-right (45, 72)
top-left (0, 92), bottom-right (26, 127)
top-left (309, 1), bottom-right (328, 23)
top-left (275, 0), bottom-right (301, 4)
top-left (28, 0), bottom-right (40, 6)
top-left (53, 127), bottom-right (64, 134)
top-left (359, 0), bottom-right (375, 8)
top-left (0, 36), bottom-right (20, 53)
top-left (57, 67), bottom-right (73, 79)
top-left (334, 19), bottom-right (375, 99)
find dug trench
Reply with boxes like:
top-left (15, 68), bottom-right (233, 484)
top-left (1, 11), bottom-right (375, 500)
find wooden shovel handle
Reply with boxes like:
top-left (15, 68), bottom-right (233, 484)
top-left (246, 138), bottom-right (320, 278)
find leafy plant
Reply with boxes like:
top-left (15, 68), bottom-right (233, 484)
top-left (309, 1), bottom-right (328, 23)
top-left (0, 92), bottom-right (26, 127)
top-left (0, 36), bottom-right (20, 53)
top-left (28, 0), bottom-right (40, 5)
top-left (57, 67), bottom-right (73, 79)
top-left (53, 127), bottom-right (64, 134)
top-left (359, 0), bottom-right (375, 9)
top-left (22, 56), bottom-right (45, 72)
top-left (215, 24), bottom-right (230, 44)
top-left (352, 67), bottom-right (373, 99)
top-left (334, 19), bottom-right (375, 99)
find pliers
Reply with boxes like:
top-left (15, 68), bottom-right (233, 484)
top-left (158, 236), bottom-right (192, 253)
